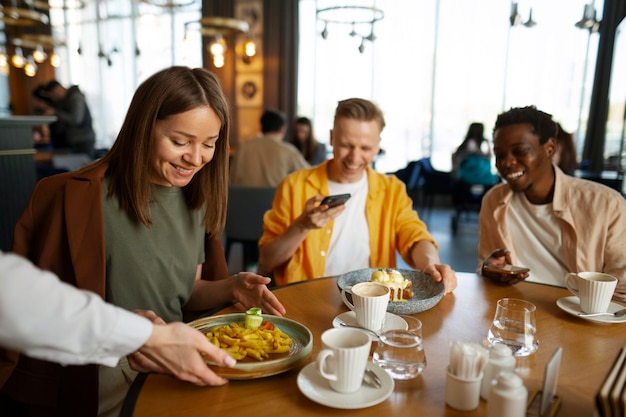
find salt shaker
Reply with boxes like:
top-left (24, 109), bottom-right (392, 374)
top-left (486, 371), bottom-right (528, 417)
top-left (480, 343), bottom-right (516, 400)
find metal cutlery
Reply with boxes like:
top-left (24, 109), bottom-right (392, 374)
top-left (363, 368), bottom-right (382, 388)
top-left (578, 308), bottom-right (626, 318)
top-left (338, 322), bottom-right (381, 338)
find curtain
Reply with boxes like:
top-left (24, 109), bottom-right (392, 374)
top-left (263, 0), bottom-right (299, 122)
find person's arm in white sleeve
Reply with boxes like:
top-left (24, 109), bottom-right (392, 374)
top-left (0, 251), bottom-right (150, 366)
top-left (0, 251), bottom-right (238, 386)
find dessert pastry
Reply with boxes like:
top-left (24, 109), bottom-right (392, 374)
top-left (370, 269), bottom-right (413, 302)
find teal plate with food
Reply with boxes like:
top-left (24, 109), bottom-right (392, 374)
top-left (336, 268), bottom-right (445, 314)
top-left (188, 313), bottom-right (312, 379)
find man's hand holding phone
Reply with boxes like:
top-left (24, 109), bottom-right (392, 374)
top-left (481, 248), bottom-right (530, 285)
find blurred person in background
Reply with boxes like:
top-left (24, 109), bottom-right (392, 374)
top-left (553, 122), bottom-right (579, 175)
top-left (288, 116), bottom-right (327, 166)
top-left (230, 109), bottom-right (309, 187)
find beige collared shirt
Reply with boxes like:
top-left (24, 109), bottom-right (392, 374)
top-left (478, 166), bottom-right (626, 300)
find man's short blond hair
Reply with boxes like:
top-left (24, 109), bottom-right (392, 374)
top-left (334, 98), bottom-right (386, 132)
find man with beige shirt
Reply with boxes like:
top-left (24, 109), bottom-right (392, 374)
top-left (230, 109), bottom-right (310, 187)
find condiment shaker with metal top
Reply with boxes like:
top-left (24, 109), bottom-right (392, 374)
top-left (480, 343), bottom-right (516, 400)
top-left (487, 371), bottom-right (528, 417)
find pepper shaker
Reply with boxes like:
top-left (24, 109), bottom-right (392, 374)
top-left (487, 371), bottom-right (528, 417)
top-left (481, 343), bottom-right (516, 400)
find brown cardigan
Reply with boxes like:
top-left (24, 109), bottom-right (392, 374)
top-left (0, 163), bottom-right (229, 415)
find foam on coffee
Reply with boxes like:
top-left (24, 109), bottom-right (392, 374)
top-left (352, 282), bottom-right (389, 297)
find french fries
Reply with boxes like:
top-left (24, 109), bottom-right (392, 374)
top-left (205, 322), bottom-right (293, 361)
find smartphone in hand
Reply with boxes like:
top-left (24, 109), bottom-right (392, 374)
top-left (483, 265), bottom-right (530, 277)
top-left (320, 193), bottom-right (351, 209)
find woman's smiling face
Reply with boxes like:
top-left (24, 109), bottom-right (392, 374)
top-left (148, 106), bottom-right (221, 187)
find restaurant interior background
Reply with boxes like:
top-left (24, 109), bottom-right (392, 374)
top-left (0, 0), bottom-right (625, 177)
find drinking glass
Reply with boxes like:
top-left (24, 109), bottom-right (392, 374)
top-left (487, 298), bottom-right (538, 357)
top-left (372, 315), bottom-right (426, 379)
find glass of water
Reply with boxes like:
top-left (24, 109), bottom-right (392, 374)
top-left (372, 315), bottom-right (426, 380)
top-left (487, 298), bottom-right (538, 357)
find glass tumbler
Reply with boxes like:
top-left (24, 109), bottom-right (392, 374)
top-left (487, 298), bottom-right (539, 357)
top-left (372, 315), bottom-right (426, 380)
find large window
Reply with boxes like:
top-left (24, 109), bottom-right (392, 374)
top-left (49, 0), bottom-right (202, 149)
top-left (298, 0), bottom-right (601, 173)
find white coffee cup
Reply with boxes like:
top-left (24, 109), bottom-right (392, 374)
top-left (315, 328), bottom-right (372, 393)
top-left (341, 281), bottom-right (390, 332)
top-left (565, 272), bottom-right (618, 314)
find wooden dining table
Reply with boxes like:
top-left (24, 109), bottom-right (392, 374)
top-left (122, 272), bottom-right (626, 417)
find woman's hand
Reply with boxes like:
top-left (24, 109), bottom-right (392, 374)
top-left (481, 248), bottom-right (529, 285)
top-left (230, 272), bottom-right (286, 316)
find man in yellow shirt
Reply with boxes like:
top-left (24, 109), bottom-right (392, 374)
top-left (258, 98), bottom-right (457, 293)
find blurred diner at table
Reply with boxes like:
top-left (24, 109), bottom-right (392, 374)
top-left (288, 116), bottom-right (327, 166)
top-left (258, 98), bottom-right (456, 293)
top-left (0, 66), bottom-right (285, 417)
top-left (479, 106), bottom-right (626, 300)
top-left (230, 109), bottom-right (310, 187)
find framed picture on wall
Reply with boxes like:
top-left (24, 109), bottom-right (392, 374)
top-left (236, 73), bottom-right (263, 108)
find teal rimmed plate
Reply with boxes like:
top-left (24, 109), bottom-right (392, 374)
top-left (187, 313), bottom-right (312, 379)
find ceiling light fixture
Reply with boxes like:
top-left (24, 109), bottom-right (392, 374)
top-left (0, 5), bottom-right (49, 26)
top-left (575, 2), bottom-right (601, 33)
top-left (316, 5), bottom-right (384, 54)
top-left (184, 16), bottom-right (252, 68)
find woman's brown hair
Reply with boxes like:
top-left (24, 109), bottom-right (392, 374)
top-left (89, 66), bottom-right (230, 236)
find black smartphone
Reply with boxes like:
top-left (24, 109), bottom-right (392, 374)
top-left (320, 193), bottom-right (351, 209)
top-left (483, 265), bottom-right (530, 276)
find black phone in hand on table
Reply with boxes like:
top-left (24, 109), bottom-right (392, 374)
top-left (320, 193), bottom-right (351, 209)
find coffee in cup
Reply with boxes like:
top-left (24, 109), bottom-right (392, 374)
top-left (316, 328), bottom-right (371, 393)
top-left (341, 281), bottom-right (390, 332)
top-left (565, 272), bottom-right (617, 314)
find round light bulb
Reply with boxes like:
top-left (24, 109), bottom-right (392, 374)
top-left (210, 38), bottom-right (226, 56)
top-left (244, 39), bottom-right (256, 57)
top-left (11, 47), bottom-right (26, 69)
top-left (24, 57), bottom-right (37, 77)
top-left (49, 52), bottom-right (61, 68)
top-left (213, 54), bottom-right (224, 68)
top-left (32, 45), bottom-right (48, 63)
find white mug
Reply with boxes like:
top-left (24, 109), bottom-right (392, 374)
top-left (565, 272), bottom-right (617, 314)
top-left (341, 281), bottom-right (390, 332)
top-left (315, 328), bottom-right (371, 393)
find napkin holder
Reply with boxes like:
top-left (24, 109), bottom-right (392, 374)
top-left (526, 347), bottom-right (562, 417)
top-left (595, 346), bottom-right (626, 417)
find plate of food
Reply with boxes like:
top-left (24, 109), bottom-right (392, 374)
top-left (336, 268), bottom-right (445, 315)
top-left (187, 311), bottom-right (313, 379)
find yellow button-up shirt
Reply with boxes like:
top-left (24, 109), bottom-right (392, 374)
top-left (260, 161), bottom-right (437, 284)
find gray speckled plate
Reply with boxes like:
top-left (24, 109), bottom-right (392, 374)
top-left (336, 268), bottom-right (445, 314)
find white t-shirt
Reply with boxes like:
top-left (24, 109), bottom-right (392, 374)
top-left (324, 174), bottom-right (370, 276)
top-left (508, 194), bottom-right (569, 287)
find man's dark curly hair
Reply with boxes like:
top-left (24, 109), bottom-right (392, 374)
top-left (493, 105), bottom-right (558, 145)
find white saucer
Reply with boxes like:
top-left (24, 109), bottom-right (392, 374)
top-left (556, 296), bottom-right (626, 324)
top-left (296, 362), bottom-right (394, 409)
top-left (332, 311), bottom-right (408, 340)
